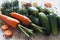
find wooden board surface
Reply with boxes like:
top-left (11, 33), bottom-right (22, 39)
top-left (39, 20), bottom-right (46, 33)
top-left (0, 28), bottom-right (60, 40)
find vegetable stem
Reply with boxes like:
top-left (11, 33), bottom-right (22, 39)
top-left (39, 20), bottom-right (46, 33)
top-left (31, 23), bottom-right (44, 33)
top-left (18, 24), bottom-right (33, 37)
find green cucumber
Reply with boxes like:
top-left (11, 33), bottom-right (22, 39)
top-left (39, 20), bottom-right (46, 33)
top-left (48, 14), bottom-right (58, 35)
top-left (28, 7), bottom-right (39, 15)
top-left (36, 6), bottom-right (45, 13)
top-left (38, 12), bottom-right (50, 32)
top-left (56, 15), bottom-right (60, 30)
top-left (29, 15), bottom-right (40, 26)
top-left (44, 8), bottom-right (54, 15)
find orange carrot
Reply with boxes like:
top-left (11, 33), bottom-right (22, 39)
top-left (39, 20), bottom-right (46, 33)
top-left (10, 12), bottom-right (32, 26)
top-left (44, 2), bottom-right (52, 8)
top-left (0, 14), bottom-right (20, 28)
top-left (1, 24), bottom-right (9, 31)
top-left (10, 12), bottom-right (44, 33)
top-left (0, 14), bottom-right (33, 37)
top-left (4, 29), bottom-right (13, 38)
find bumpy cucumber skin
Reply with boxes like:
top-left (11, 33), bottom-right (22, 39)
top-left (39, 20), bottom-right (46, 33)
top-left (36, 6), bottom-right (45, 13)
top-left (28, 7), bottom-right (39, 15)
top-left (38, 12), bottom-right (50, 32)
top-left (44, 8), bottom-right (54, 15)
top-left (29, 15), bottom-right (40, 26)
top-left (57, 15), bottom-right (60, 30)
top-left (48, 14), bottom-right (58, 35)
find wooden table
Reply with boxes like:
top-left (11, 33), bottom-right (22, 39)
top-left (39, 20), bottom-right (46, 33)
top-left (0, 28), bottom-right (60, 40)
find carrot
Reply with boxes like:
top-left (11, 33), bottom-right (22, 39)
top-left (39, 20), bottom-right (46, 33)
top-left (0, 14), bottom-right (20, 28)
top-left (1, 24), bottom-right (9, 31)
top-left (4, 29), bottom-right (13, 38)
top-left (44, 2), bottom-right (52, 8)
top-left (10, 12), bottom-right (44, 33)
top-left (0, 14), bottom-right (33, 37)
top-left (10, 12), bottom-right (32, 26)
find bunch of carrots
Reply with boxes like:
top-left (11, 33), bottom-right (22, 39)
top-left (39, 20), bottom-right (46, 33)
top-left (0, 12), bottom-right (44, 38)
top-left (0, 13), bottom-right (33, 38)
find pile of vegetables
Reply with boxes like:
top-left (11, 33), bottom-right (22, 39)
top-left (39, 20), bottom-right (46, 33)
top-left (0, 0), bottom-right (60, 38)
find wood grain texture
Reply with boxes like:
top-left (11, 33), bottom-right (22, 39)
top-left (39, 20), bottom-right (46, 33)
top-left (0, 28), bottom-right (60, 40)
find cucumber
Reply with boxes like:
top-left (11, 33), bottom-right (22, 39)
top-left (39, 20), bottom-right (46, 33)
top-left (28, 7), bottom-right (39, 15)
top-left (29, 15), bottom-right (40, 26)
top-left (48, 14), bottom-right (58, 35)
top-left (36, 6), bottom-right (45, 13)
top-left (44, 8), bottom-right (54, 15)
top-left (38, 12), bottom-right (50, 32)
top-left (56, 15), bottom-right (60, 30)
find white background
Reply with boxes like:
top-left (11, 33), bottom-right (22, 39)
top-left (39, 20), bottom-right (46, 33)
top-left (0, 0), bottom-right (60, 15)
